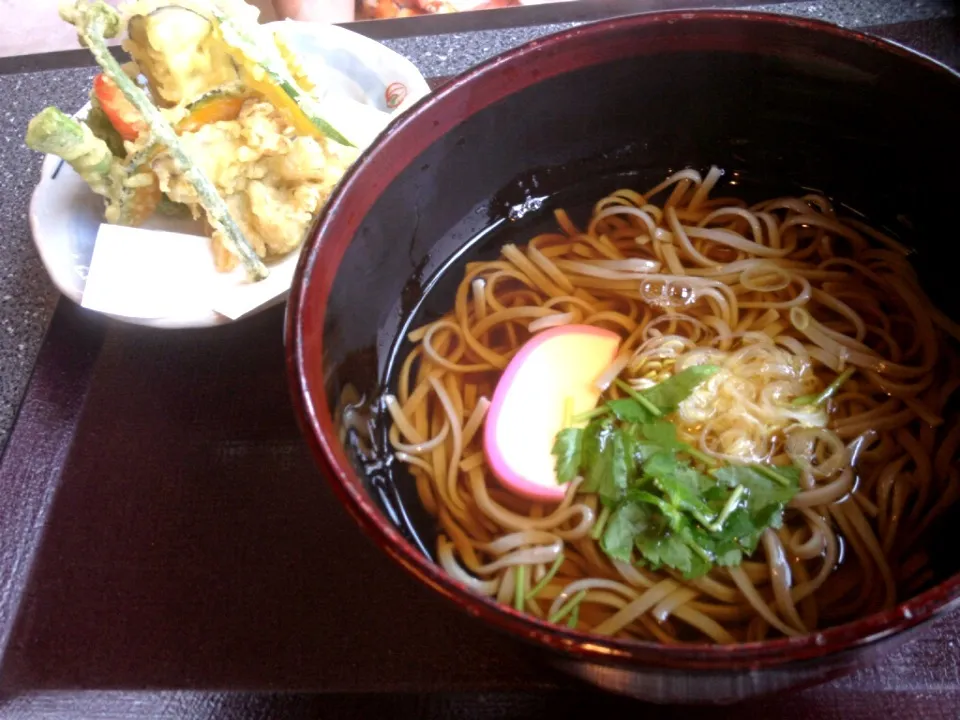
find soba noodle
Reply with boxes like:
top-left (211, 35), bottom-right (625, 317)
top-left (377, 166), bottom-right (960, 644)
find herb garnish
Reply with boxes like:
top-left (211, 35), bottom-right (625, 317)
top-left (551, 365), bottom-right (800, 579)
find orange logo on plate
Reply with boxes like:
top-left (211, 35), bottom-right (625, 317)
top-left (386, 82), bottom-right (407, 109)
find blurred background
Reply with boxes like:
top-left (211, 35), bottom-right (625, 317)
top-left (1, 0), bottom-right (953, 58)
top-left (0, 0), bottom-right (571, 58)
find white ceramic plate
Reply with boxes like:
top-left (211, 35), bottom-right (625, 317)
top-left (29, 21), bottom-right (430, 329)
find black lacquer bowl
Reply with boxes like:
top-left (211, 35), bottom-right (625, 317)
top-left (287, 11), bottom-right (960, 703)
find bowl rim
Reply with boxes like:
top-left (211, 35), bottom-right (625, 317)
top-left (287, 8), bottom-right (960, 670)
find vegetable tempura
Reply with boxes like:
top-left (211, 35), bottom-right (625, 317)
top-left (26, 0), bottom-right (360, 279)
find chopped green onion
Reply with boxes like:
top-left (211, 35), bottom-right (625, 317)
top-left (752, 464), bottom-right (794, 488)
top-left (525, 553), bottom-right (565, 602)
top-left (567, 603), bottom-right (580, 628)
top-left (590, 505), bottom-right (611, 540)
top-left (548, 589), bottom-right (587, 624)
top-left (710, 485), bottom-right (746, 532)
top-left (614, 378), bottom-right (663, 418)
top-left (792, 367), bottom-right (855, 407)
top-left (573, 406), bottom-right (610, 423)
top-left (514, 565), bottom-right (526, 612)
